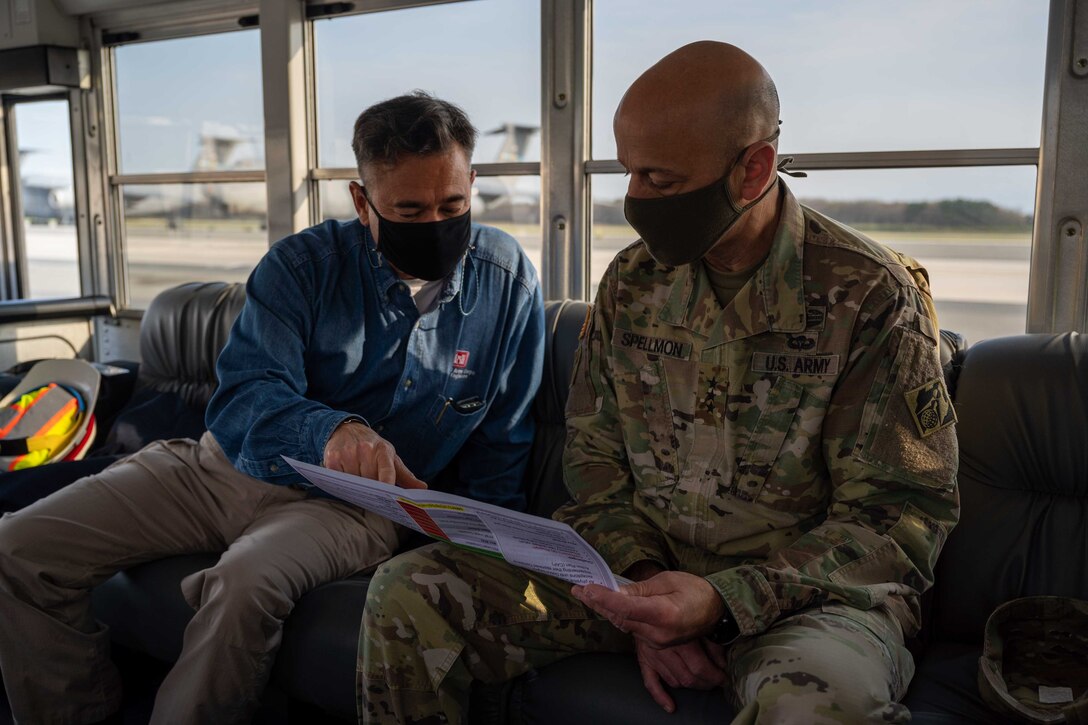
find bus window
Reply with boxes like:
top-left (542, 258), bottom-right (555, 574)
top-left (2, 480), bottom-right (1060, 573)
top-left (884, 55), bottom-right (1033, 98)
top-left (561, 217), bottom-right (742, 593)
top-left (312, 0), bottom-right (542, 276)
top-left (591, 0), bottom-right (1046, 158)
top-left (591, 166), bottom-right (1037, 345)
top-left (112, 30), bottom-right (266, 308)
top-left (11, 99), bottom-right (79, 299)
top-left (114, 32), bottom-right (264, 175)
top-left (120, 182), bottom-right (267, 309)
top-left (587, 0), bottom-right (1047, 343)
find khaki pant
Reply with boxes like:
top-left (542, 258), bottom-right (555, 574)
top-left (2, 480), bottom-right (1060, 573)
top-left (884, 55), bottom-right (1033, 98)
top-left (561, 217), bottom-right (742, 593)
top-left (359, 542), bottom-right (915, 724)
top-left (0, 431), bottom-right (399, 725)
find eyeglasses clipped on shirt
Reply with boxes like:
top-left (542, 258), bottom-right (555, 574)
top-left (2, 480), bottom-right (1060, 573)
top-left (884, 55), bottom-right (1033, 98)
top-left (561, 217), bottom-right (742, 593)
top-left (434, 396), bottom-right (484, 424)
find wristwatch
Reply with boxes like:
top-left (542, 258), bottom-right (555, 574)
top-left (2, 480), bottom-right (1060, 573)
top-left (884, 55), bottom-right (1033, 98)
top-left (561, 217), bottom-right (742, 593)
top-left (709, 606), bottom-right (740, 645)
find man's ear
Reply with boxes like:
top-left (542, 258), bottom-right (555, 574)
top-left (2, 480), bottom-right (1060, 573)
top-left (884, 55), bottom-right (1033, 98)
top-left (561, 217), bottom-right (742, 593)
top-left (349, 181), bottom-right (371, 227)
top-left (736, 143), bottom-right (778, 205)
top-left (469, 168), bottom-right (477, 185)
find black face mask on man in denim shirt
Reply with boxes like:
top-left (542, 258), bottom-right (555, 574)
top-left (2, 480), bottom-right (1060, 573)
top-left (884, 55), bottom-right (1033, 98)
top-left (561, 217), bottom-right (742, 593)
top-left (363, 187), bottom-right (472, 281)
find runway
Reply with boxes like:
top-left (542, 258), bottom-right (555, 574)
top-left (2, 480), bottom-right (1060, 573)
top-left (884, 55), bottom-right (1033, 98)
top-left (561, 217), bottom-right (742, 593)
top-left (23, 223), bottom-right (1032, 345)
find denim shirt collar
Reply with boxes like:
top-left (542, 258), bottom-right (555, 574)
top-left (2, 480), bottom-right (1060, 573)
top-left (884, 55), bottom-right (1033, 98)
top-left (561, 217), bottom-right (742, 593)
top-left (359, 221), bottom-right (467, 308)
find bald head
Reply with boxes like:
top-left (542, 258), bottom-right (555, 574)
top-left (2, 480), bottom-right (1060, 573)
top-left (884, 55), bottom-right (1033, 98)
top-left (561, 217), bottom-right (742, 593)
top-left (617, 41), bottom-right (779, 162)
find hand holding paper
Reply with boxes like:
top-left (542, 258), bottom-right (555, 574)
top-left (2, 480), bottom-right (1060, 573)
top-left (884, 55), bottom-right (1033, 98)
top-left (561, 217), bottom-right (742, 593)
top-left (283, 457), bottom-right (621, 590)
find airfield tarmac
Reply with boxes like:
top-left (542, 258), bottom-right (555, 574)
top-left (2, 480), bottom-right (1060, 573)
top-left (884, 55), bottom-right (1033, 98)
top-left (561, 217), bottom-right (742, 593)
top-left (24, 223), bottom-right (1029, 345)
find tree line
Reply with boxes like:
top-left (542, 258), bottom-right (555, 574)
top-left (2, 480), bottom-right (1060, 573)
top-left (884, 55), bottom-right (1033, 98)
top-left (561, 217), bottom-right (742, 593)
top-left (797, 198), bottom-right (1033, 232)
top-left (593, 197), bottom-right (1033, 232)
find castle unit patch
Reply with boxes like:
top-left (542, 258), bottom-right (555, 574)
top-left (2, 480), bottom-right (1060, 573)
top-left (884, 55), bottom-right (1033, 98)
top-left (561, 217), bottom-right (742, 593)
top-left (751, 352), bottom-right (840, 376)
top-left (805, 305), bottom-right (826, 331)
top-left (904, 377), bottom-right (957, 438)
top-left (612, 328), bottom-right (692, 360)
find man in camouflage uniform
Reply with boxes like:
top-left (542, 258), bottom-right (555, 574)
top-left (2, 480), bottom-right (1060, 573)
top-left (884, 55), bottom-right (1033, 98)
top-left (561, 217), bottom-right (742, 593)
top-left (359, 41), bottom-right (959, 724)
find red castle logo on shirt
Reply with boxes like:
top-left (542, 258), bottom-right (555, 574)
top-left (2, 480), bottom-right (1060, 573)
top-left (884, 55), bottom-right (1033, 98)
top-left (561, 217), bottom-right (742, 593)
top-left (453, 350), bottom-right (470, 369)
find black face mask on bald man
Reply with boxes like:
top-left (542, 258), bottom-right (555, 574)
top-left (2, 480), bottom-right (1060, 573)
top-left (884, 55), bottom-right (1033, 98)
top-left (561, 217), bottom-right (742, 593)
top-left (623, 128), bottom-right (800, 268)
top-left (363, 188), bottom-right (472, 282)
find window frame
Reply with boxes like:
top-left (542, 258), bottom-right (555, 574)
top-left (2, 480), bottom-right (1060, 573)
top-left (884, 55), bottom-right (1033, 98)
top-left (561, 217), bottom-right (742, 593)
top-left (101, 27), bottom-right (268, 311)
top-left (305, 0), bottom-right (543, 251)
top-left (0, 92), bottom-right (84, 301)
top-left (71, 0), bottom-right (1085, 332)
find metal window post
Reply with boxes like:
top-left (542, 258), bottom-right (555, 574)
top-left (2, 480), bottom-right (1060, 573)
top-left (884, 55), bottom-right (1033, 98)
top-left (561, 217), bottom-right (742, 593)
top-left (541, 0), bottom-right (590, 300)
top-left (0, 102), bottom-right (17, 300)
top-left (260, 0), bottom-right (312, 244)
top-left (71, 21), bottom-right (112, 301)
top-left (0, 101), bottom-right (29, 298)
top-left (1030, 0), bottom-right (1088, 333)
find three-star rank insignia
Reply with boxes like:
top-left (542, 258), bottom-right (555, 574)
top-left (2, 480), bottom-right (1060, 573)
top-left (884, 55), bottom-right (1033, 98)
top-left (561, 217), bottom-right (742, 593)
top-left (904, 377), bottom-right (957, 438)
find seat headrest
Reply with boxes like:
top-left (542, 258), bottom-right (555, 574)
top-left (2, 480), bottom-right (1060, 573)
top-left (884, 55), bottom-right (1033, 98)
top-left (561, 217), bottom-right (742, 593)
top-left (139, 282), bottom-right (247, 409)
top-left (939, 329), bottom-right (967, 397)
top-left (929, 332), bottom-right (1088, 643)
top-left (954, 332), bottom-right (1088, 496)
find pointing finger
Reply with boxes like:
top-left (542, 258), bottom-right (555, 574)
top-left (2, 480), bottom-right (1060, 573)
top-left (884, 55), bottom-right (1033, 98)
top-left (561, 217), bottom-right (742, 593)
top-left (394, 455), bottom-right (428, 489)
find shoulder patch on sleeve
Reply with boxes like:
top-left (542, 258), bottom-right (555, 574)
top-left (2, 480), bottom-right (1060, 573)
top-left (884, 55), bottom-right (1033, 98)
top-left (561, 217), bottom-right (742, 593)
top-left (566, 313), bottom-right (602, 417)
top-left (904, 378), bottom-right (956, 438)
top-left (857, 327), bottom-right (958, 490)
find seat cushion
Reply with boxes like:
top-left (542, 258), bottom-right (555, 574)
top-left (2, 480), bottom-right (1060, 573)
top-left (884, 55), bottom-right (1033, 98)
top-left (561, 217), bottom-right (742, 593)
top-left (902, 642), bottom-right (1018, 724)
top-left (92, 554), bottom-right (366, 720)
top-left (92, 554), bottom-right (217, 664)
top-left (508, 652), bottom-right (733, 724)
top-left (272, 574), bottom-right (371, 718)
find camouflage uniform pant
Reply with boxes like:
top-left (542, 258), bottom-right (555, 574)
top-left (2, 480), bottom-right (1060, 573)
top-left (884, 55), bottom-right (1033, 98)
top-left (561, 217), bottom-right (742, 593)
top-left (359, 542), bottom-right (915, 724)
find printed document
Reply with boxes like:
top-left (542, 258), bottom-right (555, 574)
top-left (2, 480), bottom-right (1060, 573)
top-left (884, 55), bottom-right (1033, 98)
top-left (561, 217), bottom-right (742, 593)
top-left (283, 457), bottom-right (622, 590)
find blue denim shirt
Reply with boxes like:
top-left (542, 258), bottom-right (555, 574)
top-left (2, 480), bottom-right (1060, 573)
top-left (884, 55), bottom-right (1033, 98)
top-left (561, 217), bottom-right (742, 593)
top-left (206, 219), bottom-right (544, 510)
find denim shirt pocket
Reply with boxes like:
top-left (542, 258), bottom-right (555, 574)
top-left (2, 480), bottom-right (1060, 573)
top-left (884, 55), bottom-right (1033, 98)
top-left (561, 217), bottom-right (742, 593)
top-left (428, 393), bottom-right (487, 440)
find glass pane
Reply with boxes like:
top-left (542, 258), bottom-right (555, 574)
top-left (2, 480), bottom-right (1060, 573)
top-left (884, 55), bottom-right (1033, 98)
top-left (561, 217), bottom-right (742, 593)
top-left (15, 100), bottom-right (79, 298)
top-left (320, 176), bottom-right (542, 279)
top-left (122, 183), bottom-right (267, 308)
top-left (114, 31), bottom-right (264, 174)
top-left (590, 166), bottom-right (1036, 343)
top-left (592, 0), bottom-right (1048, 158)
top-left (474, 175), bottom-right (542, 279)
top-left (315, 0), bottom-right (540, 168)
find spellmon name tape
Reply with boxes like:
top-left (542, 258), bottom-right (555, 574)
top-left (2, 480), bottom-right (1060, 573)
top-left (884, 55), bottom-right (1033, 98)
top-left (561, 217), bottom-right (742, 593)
top-left (611, 329), bottom-right (693, 360)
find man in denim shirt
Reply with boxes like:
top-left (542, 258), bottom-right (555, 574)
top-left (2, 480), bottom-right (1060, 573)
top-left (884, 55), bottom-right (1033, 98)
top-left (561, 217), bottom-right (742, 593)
top-left (0, 92), bottom-right (544, 724)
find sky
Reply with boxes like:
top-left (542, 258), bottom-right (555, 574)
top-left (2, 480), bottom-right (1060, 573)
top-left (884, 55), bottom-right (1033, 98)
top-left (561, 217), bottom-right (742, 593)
top-left (14, 101), bottom-right (74, 187)
top-left (16, 0), bottom-right (1050, 214)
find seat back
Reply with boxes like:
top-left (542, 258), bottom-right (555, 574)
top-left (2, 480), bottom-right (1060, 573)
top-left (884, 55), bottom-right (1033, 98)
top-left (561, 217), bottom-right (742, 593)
top-left (524, 299), bottom-right (589, 517)
top-left (929, 332), bottom-right (1088, 644)
top-left (138, 282), bottom-right (247, 409)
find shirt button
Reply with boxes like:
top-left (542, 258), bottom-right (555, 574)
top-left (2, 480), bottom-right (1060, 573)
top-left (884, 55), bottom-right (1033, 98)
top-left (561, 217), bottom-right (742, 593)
top-left (404, 378), bottom-right (413, 389)
top-left (269, 463), bottom-right (279, 473)
top-left (375, 424), bottom-right (384, 432)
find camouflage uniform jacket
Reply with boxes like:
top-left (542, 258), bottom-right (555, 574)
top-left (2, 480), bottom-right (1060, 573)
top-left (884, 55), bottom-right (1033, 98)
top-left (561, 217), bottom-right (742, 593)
top-left (556, 183), bottom-right (960, 639)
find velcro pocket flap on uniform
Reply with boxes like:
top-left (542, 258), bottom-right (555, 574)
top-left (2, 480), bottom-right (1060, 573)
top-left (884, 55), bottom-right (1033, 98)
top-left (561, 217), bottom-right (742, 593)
top-left (732, 377), bottom-right (803, 502)
top-left (858, 327), bottom-right (957, 490)
top-left (566, 313), bottom-right (602, 417)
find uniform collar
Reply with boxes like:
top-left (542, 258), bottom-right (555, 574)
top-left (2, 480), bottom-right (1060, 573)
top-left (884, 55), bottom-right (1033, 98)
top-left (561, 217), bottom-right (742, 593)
top-left (657, 180), bottom-right (807, 347)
